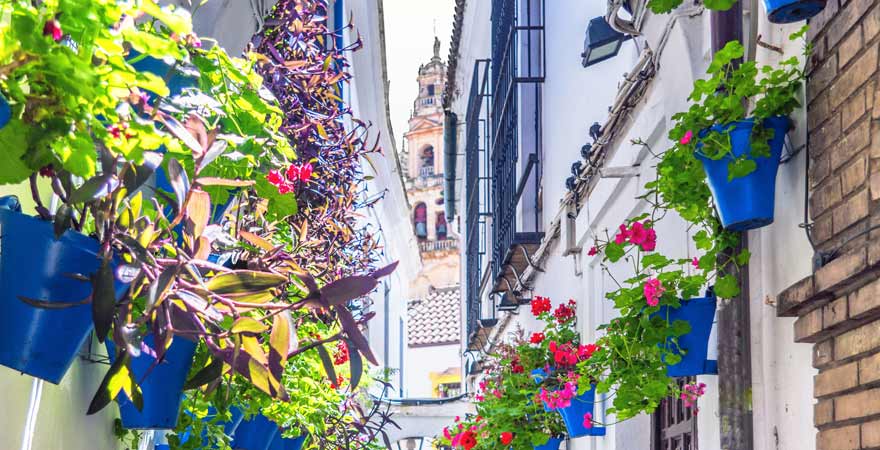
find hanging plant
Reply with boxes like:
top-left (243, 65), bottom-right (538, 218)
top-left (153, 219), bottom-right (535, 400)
top-left (0, 0), bottom-right (395, 430)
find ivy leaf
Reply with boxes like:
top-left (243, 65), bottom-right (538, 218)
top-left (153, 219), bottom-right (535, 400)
top-left (0, 120), bottom-right (33, 185)
top-left (715, 274), bottom-right (741, 299)
top-left (704, 0), bottom-right (737, 9)
top-left (727, 158), bottom-right (757, 181)
top-left (605, 242), bottom-right (625, 263)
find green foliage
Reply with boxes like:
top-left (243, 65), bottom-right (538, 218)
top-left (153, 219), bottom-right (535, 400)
top-left (647, 0), bottom-right (736, 13)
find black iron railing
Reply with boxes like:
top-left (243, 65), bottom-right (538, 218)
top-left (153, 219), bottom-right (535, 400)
top-left (489, 0), bottom-right (545, 281)
top-left (465, 59), bottom-right (491, 340)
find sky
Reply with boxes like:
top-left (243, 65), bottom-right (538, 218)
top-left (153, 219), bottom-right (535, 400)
top-left (382, 0), bottom-right (456, 154)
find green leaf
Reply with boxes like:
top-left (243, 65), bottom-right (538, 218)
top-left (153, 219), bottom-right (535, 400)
top-left (704, 0), bottom-right (737, 10)
top-left (348, 341), bottom-right (364, 390)
top-left (727, 158), bottom-right (757, 181)
top-left (0, 120), bottom-right (33, 185)
top-left (88, 351), bottom-right (140, 415)
top-left (204, 271), bottom-right (287, 295)
top-left (715, 274), bottom-right (741, 299)
top-left (231, 317), bottom-right (268, 334)
top-left (735, 248), bottom-right (751, 266)
top-left (315, 343), bottom-right (337, 385)
top-left (605, 242), bottom-right (625, 263)
top-left (184, 357), bottom-right (224, 390)
top-left (53, 204), bottom-right (73, 239)
top-left (92, 258), bottom-right (117, 343)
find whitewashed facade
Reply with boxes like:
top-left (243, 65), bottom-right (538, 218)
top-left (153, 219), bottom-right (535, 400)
top-left (445, 1), bottom-right (818, 449)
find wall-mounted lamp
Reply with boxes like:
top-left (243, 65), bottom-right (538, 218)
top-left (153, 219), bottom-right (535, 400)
top-left (497, 292), bottom-right (521, 312)
top-left (581, 17), bottom-right (631, 68)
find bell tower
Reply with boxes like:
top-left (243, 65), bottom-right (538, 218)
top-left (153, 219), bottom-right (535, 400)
top-left (403, 38), bottom-right (458, 297)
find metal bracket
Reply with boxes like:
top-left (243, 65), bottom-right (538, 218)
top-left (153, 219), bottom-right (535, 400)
top-left (599, 165), bottom-right (641, 179)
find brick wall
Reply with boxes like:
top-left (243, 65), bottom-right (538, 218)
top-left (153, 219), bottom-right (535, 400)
top-left (782, 2), bottom-right (880, 448)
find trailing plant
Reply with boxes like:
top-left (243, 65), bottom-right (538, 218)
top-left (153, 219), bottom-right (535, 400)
top-left (647, 0), bottom-right (737, 14)
top-left (254, 0), bottom-right (382, 280)
top-left (0, 0), bottom-right (395, 426)
top-left (576, 29), bottom-right (809, 420)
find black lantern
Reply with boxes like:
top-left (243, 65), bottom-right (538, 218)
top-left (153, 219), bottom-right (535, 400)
top-left (497, 292), bottom-right (521, 312)
top-left (581, 17), bottom-right (630, 68)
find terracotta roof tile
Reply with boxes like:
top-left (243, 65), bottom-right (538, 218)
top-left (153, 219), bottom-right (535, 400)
top-left (407, 286), bottom-right (461, 346)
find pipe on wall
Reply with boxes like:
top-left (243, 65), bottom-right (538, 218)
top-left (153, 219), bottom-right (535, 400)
top-left (443, 111), bottom-right (458, 220)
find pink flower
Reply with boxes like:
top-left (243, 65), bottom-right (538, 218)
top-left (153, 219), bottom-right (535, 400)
top-left (641, 228), bottom-right (657, 251)
top-left (588, 246), bottom-right (598, 256)
top-left (443, 427), bottom-right (452, 440)
top-left (492, 389), bottom-right (502, 399)
top-left (628, 221), bottom-right (649, 246)
top-left (267, 169), bottom-right (284, 185)
top-left (285, 164), bottom-right (301, 181)
top-left (692, 257), bottom-right (700, 268)
top-left (298, 162), bottom-right (314, 181)
top-left (583, 412), bottom-right (593, 429)
top-left (43, 19), bottom-right (62, 42)
top-left (644, 278), bottom-right (665, 307)
top-left (614, 224), bottom-right (629, 244)
top-left (680, 130), bottom-right (694, 145)
top-left (578, 343), bottom-right (599, 360)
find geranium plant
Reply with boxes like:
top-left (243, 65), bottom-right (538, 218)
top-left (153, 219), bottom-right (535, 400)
top-left (647, 0), bottom-right (737, 14)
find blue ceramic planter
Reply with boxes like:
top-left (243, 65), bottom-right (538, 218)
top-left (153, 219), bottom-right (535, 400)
top-left (108, 335), bottom-right (197, 429)
top-left (695, 116), bottom-right (790, 231)
top-left (232, 412), bottom-right (279, 450)
top-left (0, 93), bottom-right (10, 129)
top-left (269, 432), bottom-right (307, 450)
top-left (534, 437), bottom-right (563, 450)
top-left (657, 293), bottom-right (718, 377)
top-left (764, 0), bottom-right (827, 23)
top-left (0, 202), bottom-right (127, 384)
top-left (555, 386), bottom-right (605, 438)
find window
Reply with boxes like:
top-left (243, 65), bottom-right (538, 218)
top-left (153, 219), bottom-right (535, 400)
top-left (419, 146), bottom-right (435, 177)
top-left (414, 203), bottom-right (428, 239)
top-left (438, 382), bottom-right (461, 398)
top-left (427, 84), bottom-right (435, 96)
top-left (653, 377), bottom-right (698, 450)
top-left (436, 212), bottom-right (448, 240)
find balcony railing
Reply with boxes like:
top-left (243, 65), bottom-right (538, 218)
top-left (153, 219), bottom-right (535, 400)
top-left (465, 59), bottom-right (491, 341)
top-left (489, 0), bottom-right (545, 286)
top-left (419, 239), bottom-right (458, 253)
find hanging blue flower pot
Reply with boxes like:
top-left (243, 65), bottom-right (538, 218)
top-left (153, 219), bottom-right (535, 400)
top-left (657, 292), bottom-right (718, 377)
top-left (269, 431), bottom-right (307, 450)
top-left (695, 116), bottom-right (790, 231)
top-left (0, 201), bottom-right (127, 384)
top-left (534, 436), bottom-right (563, 450)
top-left (231, 413), bottom-right (279, 450)
top-left (0, 93), bottom-right (11, 129)
top-left (107, 335), bottom-right (198, 429)
top-left (764, 0), bottom-right (827, 23)
top-left (557, 386), bottom-right (606, 438)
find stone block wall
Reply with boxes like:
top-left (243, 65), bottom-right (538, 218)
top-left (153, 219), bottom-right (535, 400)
top-left (783, 2), bottom-right (880, 448)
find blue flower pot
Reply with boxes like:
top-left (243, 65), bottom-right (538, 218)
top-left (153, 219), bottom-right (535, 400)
top-left (534, 437), bottom-right (563, 450)
top-left (695, 116), bottom-right (790, 231)
top-left (0, 204), bottom-right (127, 383)
top-left (555, 386), bottom-right (605, 438)
top-left (531, 367), bottom-right (552, 384)
top-left (269, 431), bottom-right (307, 450)
top-left (0, 93), bottom-right (10, 129)
top-left (764, 0), bottom-right (827, 23)
top-left (657, 293), bottom-right (718, 377)
top-left (129, 53), bottom-right (196, 99)
top-left (232, 412), bottom-right (279, 450)
top-left (107, 335), bottom-right (197, 429)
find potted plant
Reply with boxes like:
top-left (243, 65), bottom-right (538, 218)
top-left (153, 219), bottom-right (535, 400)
top-left (646, 0), bottom-right (826, 23)
top-left (582, 219), bottom-right (726, 420)
top-left (106, 334), bottom-right (198, 430)
top-left (664, 28), bottom-right (808, 231)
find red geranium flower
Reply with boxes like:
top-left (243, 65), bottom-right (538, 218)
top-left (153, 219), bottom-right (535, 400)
top-left (531, 296), bottom-right (552, 316)
top-left (43, 19), bottom-right (62, 42)
top-left (530, 332), bottom-right (545, 344)
top-left (459, 431), bottom-right (477, 450)
top-left (500, 431), bottom-right (513, 445)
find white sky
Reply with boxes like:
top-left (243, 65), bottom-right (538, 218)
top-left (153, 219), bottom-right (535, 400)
top-left (382, 0), bottom-right (456, 154)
